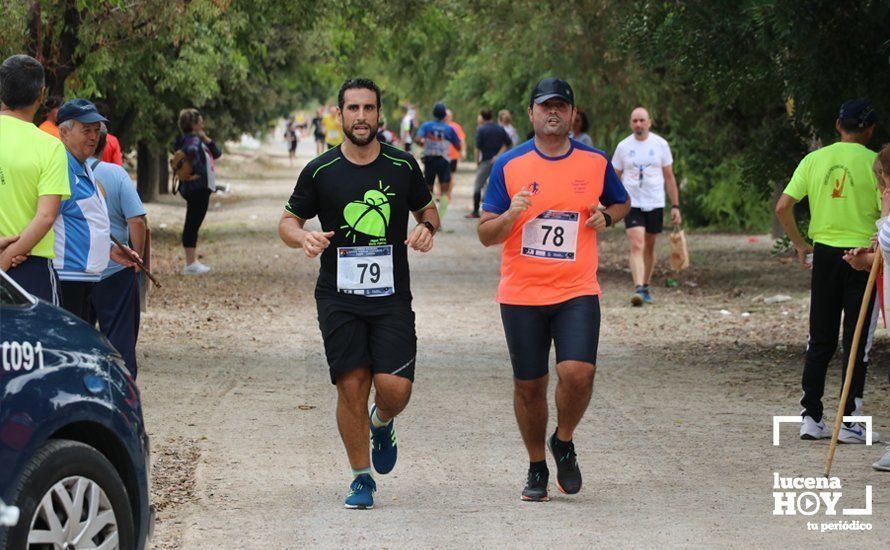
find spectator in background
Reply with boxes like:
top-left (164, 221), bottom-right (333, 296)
top-left (776, 98), bottom-right (880, 444)
top-left (572, 109), bottom-right (593, 147)
top-left (376, 118), bottom-right (397, 145)
top-left (89, 127), bottom-right (146, 378)
top-left (323, 104), bottom-right (343, 149)
top-left (0, 55), bottom-right (69, 304)
top-left (401, 105), bottom-right (416, 152)
top-left (311, 106), bottom-right (326, 155)
top-left (498, 109), bottom-right (520, 147)
top-left (55, 98), bottom-right (136, 320)
top-left (95, 101), bottom-right (123, 165)
top-left (38, 95), bottom-right (62, 138)
top-left (173, 108), bottom-right (221, 275)
top-left (467, 108), bottom-right (511, 218)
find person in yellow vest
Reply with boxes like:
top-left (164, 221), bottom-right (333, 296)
top-left (323, 104), bottom-right (343, 149)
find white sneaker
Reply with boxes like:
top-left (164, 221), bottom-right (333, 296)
top-left (800, 415), bottom-right (831, 440)
top-left (838, 423), bottom-right (879, 444)
top-left (873, 447), bottom-right (890, 471)
top-left (182, 261), bottom-right (211, 275)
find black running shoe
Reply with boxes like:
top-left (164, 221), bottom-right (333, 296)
top-left (549, 431), bottom-right (582, 494)
top-left (521, 466), bottom-right (550, 502)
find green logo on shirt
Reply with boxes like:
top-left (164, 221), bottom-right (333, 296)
top-left (341, 180), bottom-right (395, 243)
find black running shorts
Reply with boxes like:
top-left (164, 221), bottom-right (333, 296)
top-left (449, 159), bottom-right (458, 173)
top-left (623, 207), bottom-right (664, 234)
top-left (499, 295), bottom-right (601, 380)
top-left (422, 156), bottom-right (452, 191)
top-left (316, 298), bottom-right (417, 385)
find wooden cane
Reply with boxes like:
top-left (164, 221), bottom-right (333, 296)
top-left (824, 251), bottom-right (881, 476)
top-left (110, 235), bottom-right (162, 289)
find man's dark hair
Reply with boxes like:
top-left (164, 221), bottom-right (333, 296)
top-left (480, 108), bottom-right (493, 121)
top-left (45, 95), bottom-right (63, 110)
top-left (337, 78), bottom-right (381, 111)
top-left (0, 55), bottom-right (45, 110)
top-left (94, 128), bottom-right (108, 157)
top-left (577, 110), bottom-right (589, 133)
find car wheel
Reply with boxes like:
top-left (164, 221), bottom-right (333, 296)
top-left (1, 439), bottom-right (135, 550)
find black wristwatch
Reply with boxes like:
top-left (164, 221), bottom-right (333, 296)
top-left (421, 221), bottom-right (437, 235)
top-left (671, 204), bottom-right (681, 210)
top-left (602, 212), bottom-right (613, 227)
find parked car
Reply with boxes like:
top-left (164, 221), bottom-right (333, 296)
top-left (0, 270), bottom-right (153, 549)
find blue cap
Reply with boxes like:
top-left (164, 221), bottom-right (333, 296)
top-left (839, 98), bottom-right (877, 128)
top-left (433, 102), bottom-right (447, 120)
top-left (56, 99), bottom-right (108, 125)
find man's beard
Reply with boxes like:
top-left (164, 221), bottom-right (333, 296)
top-left (344, 120), bottom-right (379, 146)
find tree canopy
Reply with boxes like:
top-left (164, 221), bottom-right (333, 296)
top-left (2, 0), bottom-right (889, 228)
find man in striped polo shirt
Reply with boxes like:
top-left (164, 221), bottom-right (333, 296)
top-left (54, 99), bottom-right (136, 320)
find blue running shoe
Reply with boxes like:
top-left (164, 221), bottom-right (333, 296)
top-left (641, 286), bottom-right (654, 304)
top-left (344, 474), bottom-right (376, 509)
top-left (370, 405), bottom-right (398, 474)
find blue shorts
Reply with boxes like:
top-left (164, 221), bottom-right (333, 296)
top-left (500, 295), bottom-right (601, 380)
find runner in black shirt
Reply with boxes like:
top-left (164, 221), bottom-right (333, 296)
top-left (279, 78), bottom-right (439, 510)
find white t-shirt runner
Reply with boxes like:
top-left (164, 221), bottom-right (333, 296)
top-left (611, 132), bottom-right (673, 211)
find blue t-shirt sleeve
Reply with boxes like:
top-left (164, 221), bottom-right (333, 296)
top-left (482, 159), bottom-right (511, 215)
top-left (117, 170), bottom-right (147, 219)
top-left (447, 127), bottom-right (460, 147)
top-left (599, 158), bottom-right (629, 206)
top-left (416, 123), bottom-right (427, 139)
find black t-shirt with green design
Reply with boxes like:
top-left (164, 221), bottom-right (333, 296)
top-left (286, 144), bottom-right (432, 302)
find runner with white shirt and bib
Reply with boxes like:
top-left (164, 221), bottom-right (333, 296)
top-left (612, 107), bottom-right (681, 306)
top-left (278, 78), bottom-right (439, 510)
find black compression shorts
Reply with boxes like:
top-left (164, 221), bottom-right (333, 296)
top-left (499, 295), bottom-right (601, 380)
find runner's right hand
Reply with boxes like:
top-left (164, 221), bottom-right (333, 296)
top-left (303, 231), bottom-right (335, 258)
top-left (505, 187), bottom-right (532, 220)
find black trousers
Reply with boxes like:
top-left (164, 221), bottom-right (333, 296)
top-left (93, 268), bottom-right (141, 378)
top-left (182, 188), bottom-right (212, 248)
top-left (60, 280), bottom-right (95, 322)
top-left (801, 243), bottom-right (876, 422)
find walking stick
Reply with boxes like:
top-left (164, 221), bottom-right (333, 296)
top-left (110, 235), bottom-right (162, 289)
top-left (824, 251), bottom-right (881, 477)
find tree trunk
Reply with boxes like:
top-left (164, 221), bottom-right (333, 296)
top-left (158, 151), bottom-right (170, 195)
top-left (136, 141), bottom-right (158, 203)
top-left (771, 180), bottom-right (784, 238)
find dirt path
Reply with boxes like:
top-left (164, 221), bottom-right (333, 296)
top-left (139, 139), bottom-right (890, 548)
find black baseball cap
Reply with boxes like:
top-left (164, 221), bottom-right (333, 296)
top-left (56, 98), bottom-right (108, 125)
top-left (530, 77), bottom-right (574, 106)
top-left (839, 98), bottom-right (877, 129)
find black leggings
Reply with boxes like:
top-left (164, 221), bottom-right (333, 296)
top-left (182, 189), bottom-right (212, 248)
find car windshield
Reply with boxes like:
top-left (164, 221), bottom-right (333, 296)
top-left (0, 274), bottom-right (32, 306)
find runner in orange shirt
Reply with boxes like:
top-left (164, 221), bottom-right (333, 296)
top-left (477, 77), bottom-right (630, 502)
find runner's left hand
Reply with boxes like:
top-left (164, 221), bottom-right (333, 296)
top-left (585, 210), bottom-right (608, 231)
top-left (405, 223), bottom-right (434, 252)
